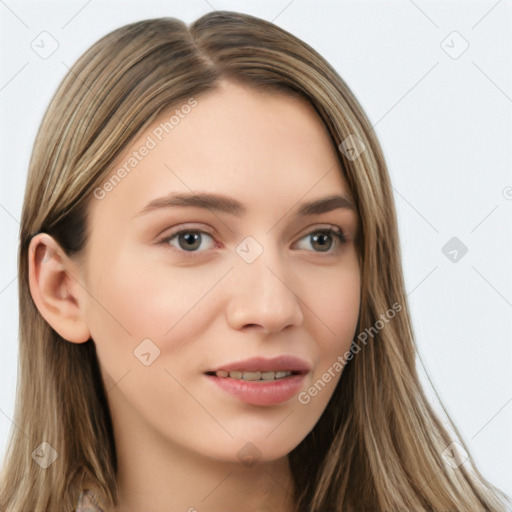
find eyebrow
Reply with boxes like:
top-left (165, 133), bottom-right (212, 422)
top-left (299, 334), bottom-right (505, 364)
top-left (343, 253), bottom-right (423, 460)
top-left (133, 192), bottom-right (356, 218)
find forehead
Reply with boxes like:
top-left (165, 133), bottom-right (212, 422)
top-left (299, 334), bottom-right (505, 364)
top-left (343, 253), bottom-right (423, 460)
top-left (89, 80), bottom-right (350, 224)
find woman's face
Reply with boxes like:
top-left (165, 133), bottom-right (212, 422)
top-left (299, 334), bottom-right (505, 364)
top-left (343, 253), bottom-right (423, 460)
top-left (79, 80), bottom-right (360, 465)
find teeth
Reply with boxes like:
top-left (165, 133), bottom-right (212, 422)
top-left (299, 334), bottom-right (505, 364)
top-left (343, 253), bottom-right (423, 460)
top-left (243, 371), bottom-right (262, 381)
top-left (214, 370), bottom-right (293, 381)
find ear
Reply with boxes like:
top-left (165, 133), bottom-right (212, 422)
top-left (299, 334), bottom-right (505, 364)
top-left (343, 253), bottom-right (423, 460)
top-left (27, 233), bottom-right (91, 344)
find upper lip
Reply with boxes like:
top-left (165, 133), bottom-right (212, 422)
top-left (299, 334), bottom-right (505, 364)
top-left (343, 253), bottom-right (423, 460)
top-left (207, 355), bottom-right (311, 374)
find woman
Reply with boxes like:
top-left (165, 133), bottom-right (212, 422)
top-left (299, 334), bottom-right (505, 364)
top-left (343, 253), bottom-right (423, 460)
top-left (1, 10), bottom-right (509, 512)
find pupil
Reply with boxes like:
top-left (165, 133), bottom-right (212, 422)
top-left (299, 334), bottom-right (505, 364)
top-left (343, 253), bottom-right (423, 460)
top-left (311, 233), bottom-right (332, 252)
top-left (179, 232), bottom-right (201, 251)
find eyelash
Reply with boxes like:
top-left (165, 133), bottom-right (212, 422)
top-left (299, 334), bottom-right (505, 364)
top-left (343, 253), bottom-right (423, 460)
top-left (157, 225), bottom-right (347, 257)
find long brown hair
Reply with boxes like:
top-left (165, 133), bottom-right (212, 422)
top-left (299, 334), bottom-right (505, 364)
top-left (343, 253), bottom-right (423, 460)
top-left (1, 11), bottom-right (509, 511)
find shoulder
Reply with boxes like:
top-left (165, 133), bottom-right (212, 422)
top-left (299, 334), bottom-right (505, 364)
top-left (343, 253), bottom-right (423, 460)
top-left (74, 489), bottom-right (105, 512)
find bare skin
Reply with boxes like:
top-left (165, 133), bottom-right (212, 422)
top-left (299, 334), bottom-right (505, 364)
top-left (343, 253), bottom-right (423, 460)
top-left (29, 80), bottom-right (360, 511)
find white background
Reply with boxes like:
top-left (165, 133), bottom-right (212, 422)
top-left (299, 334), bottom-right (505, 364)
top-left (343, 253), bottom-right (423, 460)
top-left (1, 0), bottom-right (511, 499)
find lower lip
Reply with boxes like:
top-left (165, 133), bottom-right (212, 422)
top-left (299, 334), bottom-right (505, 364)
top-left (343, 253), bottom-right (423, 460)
top-left (206, 373), bottom-right (307, 406)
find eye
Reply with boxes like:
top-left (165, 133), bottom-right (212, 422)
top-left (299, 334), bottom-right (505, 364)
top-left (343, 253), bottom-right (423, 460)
top-left (294, 228), bottom-right (346, 253)
top-left (162, 229), bottom-right (216, 252)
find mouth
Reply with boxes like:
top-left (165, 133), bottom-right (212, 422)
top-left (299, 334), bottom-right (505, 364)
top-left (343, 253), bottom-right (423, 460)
top-left (205, 355), bottom-right (310, 381)
top-left (205, 369), bottom-right (304, 381)
top-left (204, 356), bottom-right (310, 406)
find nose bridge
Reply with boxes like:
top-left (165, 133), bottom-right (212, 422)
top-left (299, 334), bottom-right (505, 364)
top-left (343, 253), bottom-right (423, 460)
top-left (226, 237), bottom-right (304, 333)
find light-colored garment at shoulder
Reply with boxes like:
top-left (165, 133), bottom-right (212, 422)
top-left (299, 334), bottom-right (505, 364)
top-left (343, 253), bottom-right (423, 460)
top-left (75, 489), bottom-right (105, 512)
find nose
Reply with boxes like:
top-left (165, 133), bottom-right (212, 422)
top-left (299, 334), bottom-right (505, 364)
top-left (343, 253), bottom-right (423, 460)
top-left (225, 247), bottom-right (304, 334)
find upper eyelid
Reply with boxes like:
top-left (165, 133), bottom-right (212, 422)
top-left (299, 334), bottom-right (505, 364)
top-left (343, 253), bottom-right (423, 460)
top-left (159, 223), bottom-right (345, 239)
top-left (156, 222), bottom-right (216, 240)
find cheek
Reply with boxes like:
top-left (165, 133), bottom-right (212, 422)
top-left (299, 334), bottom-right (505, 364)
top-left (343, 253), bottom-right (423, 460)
top-left (306, 263), bottom-right (360, 347)
top-left (301, 263), bottom-right (360, 393)
top-left (82, 257), bottom-right (227, 433)
top-left (83, 253), bottom-right (227, 373)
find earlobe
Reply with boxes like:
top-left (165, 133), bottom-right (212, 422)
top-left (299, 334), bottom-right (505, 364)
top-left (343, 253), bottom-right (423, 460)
top-left (27, 233), bottom-right (91, 344)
